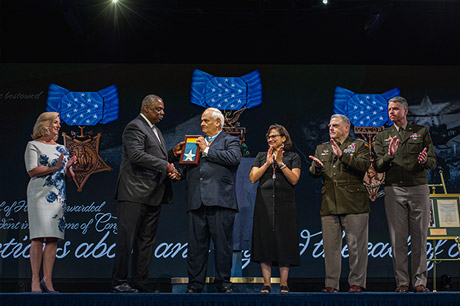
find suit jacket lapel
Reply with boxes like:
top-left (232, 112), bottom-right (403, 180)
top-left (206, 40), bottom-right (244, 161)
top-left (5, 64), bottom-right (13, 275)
top-left (209, 131), bottom-right (224, 147)
top-left (156, 128), bottom-right (168, 155)
top-left (139, 115), bottom-right (167, 155)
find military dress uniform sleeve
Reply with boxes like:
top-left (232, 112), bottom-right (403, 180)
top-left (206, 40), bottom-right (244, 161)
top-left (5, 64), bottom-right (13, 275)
top-left (340, 140), bottom-right (370, 175)
top-left (374, 131), bottom-right (393, 173)
top-left (421, 127), bottom-right (437, 170)
top-left (309, 144), bottom-right (324, 177)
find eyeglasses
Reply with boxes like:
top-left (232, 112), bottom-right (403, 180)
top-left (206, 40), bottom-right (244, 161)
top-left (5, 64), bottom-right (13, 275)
top-left (266, 135), bottom-right (281, 140)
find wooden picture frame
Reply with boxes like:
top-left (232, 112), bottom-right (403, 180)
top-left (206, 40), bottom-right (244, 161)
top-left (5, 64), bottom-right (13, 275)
top-left (179, 135), bottom-right (202, 165)
top-left (428, 194), bottom-right (460, 238)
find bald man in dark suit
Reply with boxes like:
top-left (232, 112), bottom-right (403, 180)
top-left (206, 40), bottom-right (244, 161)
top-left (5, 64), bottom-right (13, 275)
top-left (112, 94), bottom-right (182, 293)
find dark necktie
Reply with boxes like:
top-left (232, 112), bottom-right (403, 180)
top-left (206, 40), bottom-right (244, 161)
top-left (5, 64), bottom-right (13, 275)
top-left (398, 126), bottom-right (404, 138)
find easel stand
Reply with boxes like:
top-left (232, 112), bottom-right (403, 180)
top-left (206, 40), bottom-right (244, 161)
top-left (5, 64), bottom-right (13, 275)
top-left (427, 171), bottom-right (460, 292)
top-left (427, 236), bottom-right (460, 292)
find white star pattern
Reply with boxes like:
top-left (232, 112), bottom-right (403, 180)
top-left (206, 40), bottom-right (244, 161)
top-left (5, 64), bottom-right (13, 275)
top-left (379, 106), bottom-right (383, 110)
top-left (353, 116), bottom-right (358, 119)
top-left (230, 104), bottom-right (235, 108)
top-left (231, 84), bottom-right (235, 87)
top-left (93, 114), bottom-right (97, 119)
top-left (73, 98), bottom-right (78, 102)
top-left (373, 121), bottom-right (377, 125)
top-left (237, 99), bottom-right (242, 103)
top-left (211, 98), bottom-right (215, 102)
top-left (184, 149), bottom-right (195, 161)
top-left (360, 111), bottom-right (364, 114)
top-left (231, 94), bottom-right (235, 98)
top-left (224, 99), bottom-right (228, 102)
top-left (238, 89), bottom-right (242, 93)
top-left (87, 98), bottom-right (91, 102)
top-left (86, 119), bottom-right (90, 124)
top-left (218, 94), bottom-right (222, 97)
top-left (218, 103), bottom-right (222, 107)
top-left (218, 83), bottom-right (222, 87)
top-left (373, 111), bottom-right (377, 115)
top-left (87, 109), bottom-right (91, 113)
top-left (379, 116), bottom-right (384, 120)
top-left (66, 114), bottom-right (70, 118)
top-left (372, 101), bottom-right (377, 105)
top-left (354, 106), bottom-right (358, 109)
top-left (80, 103), bottom-right (85, 108)
top-left (224, 88), bottom-right (229, 92)
top-left (94, 104), bottom-right (98, 108)
top-left (224, 78), bottom-right (229, 82)
top-left (80, 114), bottom-right (84, 118)
top-left (360, 121), bottom-right (364, 124)
top-left (360, 100), bottom-right (364, 104)
top-left (73, 109), bottom-right (77, 113)
top-left (67, 103), bottom-right (72, 107)
top-left (81, 93), bottom-right (85, 97)
top-left (366, 116), bottom-right (370, 119)
top-left (366, 96), bottom-right (370, 99)
top-left (72, 119), bottom-right (77, 123)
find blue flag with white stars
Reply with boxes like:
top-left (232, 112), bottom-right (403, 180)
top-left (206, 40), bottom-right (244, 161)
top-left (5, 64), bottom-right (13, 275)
top-left (190, 69), bottom-right (262, 110)
top-left (46, 83), bottom-right (119, 126)
top-left (333, 86), bottom-right (400, 127)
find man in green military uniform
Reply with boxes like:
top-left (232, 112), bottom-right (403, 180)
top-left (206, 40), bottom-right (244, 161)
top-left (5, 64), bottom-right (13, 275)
top-left (309, 114), bottom-right (370, 293)
top-left (374, 96), bottom-right (436, 293)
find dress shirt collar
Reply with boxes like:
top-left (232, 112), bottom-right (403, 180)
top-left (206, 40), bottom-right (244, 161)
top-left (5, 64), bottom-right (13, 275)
top-left (140, 113), bottom-right (154, 129)
top-left (205, 130), bottom-right (222, 143)
top-left (394, 122), bottom-right (407, 132)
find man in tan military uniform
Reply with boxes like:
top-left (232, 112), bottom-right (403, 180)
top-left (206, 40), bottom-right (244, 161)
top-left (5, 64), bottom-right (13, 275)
top-left (374, 96), bottom-right (436, 293)
top-left (309, 114), bottom-right (370, 293)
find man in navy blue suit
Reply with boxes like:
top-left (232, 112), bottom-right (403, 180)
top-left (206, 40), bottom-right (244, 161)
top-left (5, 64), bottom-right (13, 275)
top-left (179, 107), bottom-right (242, 293)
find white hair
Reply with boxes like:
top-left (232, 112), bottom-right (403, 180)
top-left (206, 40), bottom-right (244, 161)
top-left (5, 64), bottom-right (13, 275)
top-left (205, 108), bottom-right (225, 128)
top-left (331, 114), bottom-right (350, 127)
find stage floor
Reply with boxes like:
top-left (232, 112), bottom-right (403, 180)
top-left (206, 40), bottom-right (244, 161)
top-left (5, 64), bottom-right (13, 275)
top-left (2, 292), bottom-right (460, 306)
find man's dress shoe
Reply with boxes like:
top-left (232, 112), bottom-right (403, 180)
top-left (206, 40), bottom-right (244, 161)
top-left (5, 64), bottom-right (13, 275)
top-left (348, 285), bottom-right (362, 293)
top-left (321, 287), bottom-right (338, 293)
top-left (414, 285), bottom-right (430, 293)
top-left (186, 285), bottom-right (202, 293)
top-left (112, 283), bottom-right (139, 293)
top-left (395, 285), bottom-right (409, 293)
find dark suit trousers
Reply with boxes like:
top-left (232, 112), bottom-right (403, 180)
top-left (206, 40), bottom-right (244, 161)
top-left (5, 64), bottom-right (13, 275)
top-left (187, 205), bottom-right (236, 290)
top-left (112, 201), bottom-right (161, 287)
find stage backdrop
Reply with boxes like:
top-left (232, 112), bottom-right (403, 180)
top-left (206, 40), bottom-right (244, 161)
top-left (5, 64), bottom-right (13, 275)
top-left (1, 64), bottom-right (460, 280)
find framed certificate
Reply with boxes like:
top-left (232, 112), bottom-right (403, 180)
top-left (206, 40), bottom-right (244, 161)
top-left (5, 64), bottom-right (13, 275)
top-left (179, 135), bottom-right (202, 164)
top-left (428, 194), bottom-right (460, 238)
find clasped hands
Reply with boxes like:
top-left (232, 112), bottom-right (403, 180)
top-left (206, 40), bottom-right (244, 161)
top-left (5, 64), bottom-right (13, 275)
top-left (167, 141), bottom-right (185, 180)
top-left (167, 163), bottom-right (181, 180)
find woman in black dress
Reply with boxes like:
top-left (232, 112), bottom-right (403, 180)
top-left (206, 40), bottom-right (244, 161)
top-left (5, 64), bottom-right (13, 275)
top-left (249, 124), bottom-right (301, 293)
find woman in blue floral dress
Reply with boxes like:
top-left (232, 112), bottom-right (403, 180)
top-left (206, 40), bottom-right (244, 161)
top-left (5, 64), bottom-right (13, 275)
top-left (24, 112), bottom-right (77, 293)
